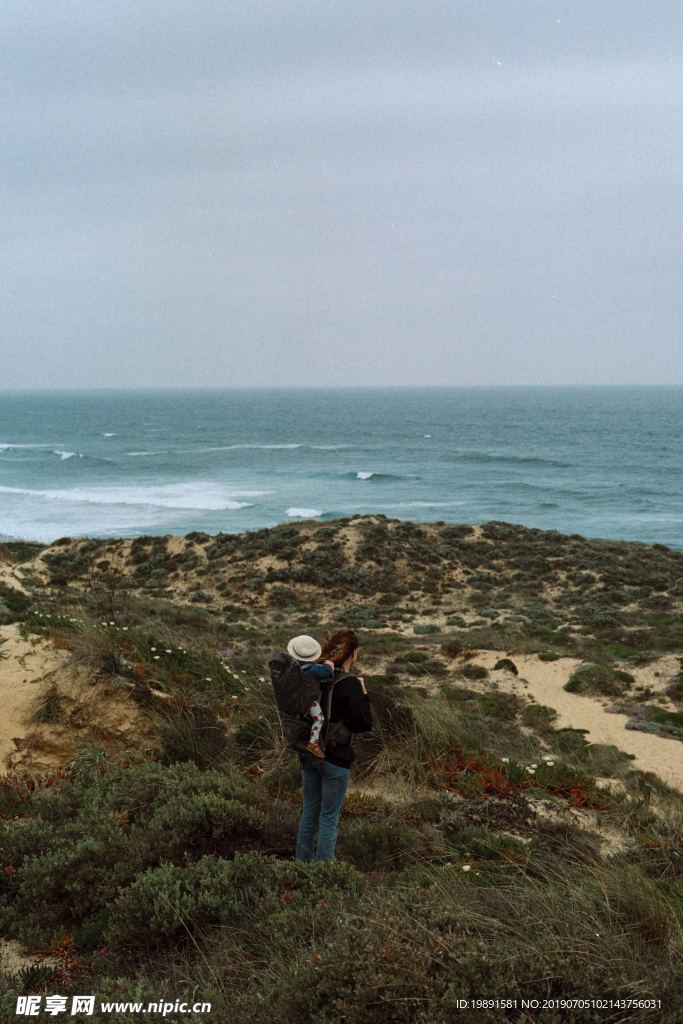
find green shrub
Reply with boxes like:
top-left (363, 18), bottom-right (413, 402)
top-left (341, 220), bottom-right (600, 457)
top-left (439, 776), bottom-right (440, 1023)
top-left (477, 690), bottom-right (523, 721)
top-left (131, 792), bottom-right (264, 863)
top-left (337, 819), bottom-right (423, 870)
top-left (461, 663), bottom-right (488, 680)
top-left (522, 703), bottom-right (558, 729)
top-left (0, 817), bottom-right (60, 872)
top-left (106, 852), bottom-right (359, 956)
top-left (0, 762), bottom-right (286, 949)
top-left (267, 584), bottom-right (299, 608)
top-left (6, 824), bottom-right (129, 947)
top-left (565, 663), bottom-right (632, 696)
top-left (666, 676), bottom-right (683, 703)
top-left (0, 583), bottom-right (32, 622)
top-left (402, 649), bottom-right (429, 664)
top-left (493, 657), bottom-right (518, 674)
top-left (338, 605), bottom-right (385, 629)
top-left (648, 706), bottom-right (683, 729)
top-left (43, 547), bottom-right (91, 582)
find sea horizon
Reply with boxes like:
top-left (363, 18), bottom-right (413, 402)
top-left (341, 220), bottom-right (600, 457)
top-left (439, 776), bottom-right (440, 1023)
top-left (1, 384), bottom-right (681, 393)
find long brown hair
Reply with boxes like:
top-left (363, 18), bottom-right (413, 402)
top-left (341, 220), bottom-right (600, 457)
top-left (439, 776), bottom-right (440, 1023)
top-left (319, 628), bottom-right (359, 669)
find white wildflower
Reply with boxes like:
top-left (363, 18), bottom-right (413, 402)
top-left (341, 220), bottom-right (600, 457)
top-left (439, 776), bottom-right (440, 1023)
top-left (546, 761), bottom-right (555, 767)
top-left (153, 655), bottom-right (160, 660)
top-left (205, 677), bottom-right (212, 682)
top-left (501, 757), bottom-right (510, 764)
top-left (462, 864), bottom-right (471, 872)
top-left (165, 649), bottom-right (172, 653)
top-left (526, 767), bottom-right (535, 775)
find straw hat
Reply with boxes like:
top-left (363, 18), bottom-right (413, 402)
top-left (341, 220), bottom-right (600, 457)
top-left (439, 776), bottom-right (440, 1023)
top-left (286, 634), bottom-right (322, 662)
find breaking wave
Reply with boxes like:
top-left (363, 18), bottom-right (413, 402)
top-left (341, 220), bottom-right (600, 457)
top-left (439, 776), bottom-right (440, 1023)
top-left (286, 507), bottom-right (323, 518)
top-left (0, 482), bottom-right (263, 512)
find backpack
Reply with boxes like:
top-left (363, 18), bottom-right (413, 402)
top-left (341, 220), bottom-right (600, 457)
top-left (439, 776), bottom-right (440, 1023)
top-left (268, 652), bottom-right (353, 755)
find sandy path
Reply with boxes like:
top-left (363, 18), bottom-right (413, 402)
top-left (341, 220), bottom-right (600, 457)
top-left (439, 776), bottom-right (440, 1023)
top-left (473, 652), bottom-right (683, 794)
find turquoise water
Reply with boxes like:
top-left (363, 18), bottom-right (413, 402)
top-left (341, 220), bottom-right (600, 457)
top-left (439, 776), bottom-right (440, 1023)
top-left (0, 387), bottom-right (680, 548)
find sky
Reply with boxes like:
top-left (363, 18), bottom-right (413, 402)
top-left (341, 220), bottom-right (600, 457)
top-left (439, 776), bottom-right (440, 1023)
top-left (2, 0), bottom-right (683, 388)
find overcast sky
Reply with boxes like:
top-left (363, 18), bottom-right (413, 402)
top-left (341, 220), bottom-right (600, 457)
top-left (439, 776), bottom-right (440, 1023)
top-left (2, 1), bottom-right (682, 388)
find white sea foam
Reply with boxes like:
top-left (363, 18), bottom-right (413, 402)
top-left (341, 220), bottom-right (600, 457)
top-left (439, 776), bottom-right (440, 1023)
top-left (0, 443), bottom-right (54, 451)
top-left (103, 432), bottom-right (117, 437)
top-left (0, 482), bottom-right (266, 511)
top-left (356, 471), bottom-right (374, 480)
top-left (124, 443), bottom-right (354, 458)
top-left (286, 507), bottom-right (323, 518)
top-left (173, 443), bottom-right (353, 453)
top-left (53, 450), bottom-right (77, 460)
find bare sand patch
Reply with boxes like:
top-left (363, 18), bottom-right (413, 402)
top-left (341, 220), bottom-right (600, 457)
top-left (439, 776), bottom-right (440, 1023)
top-left (469, 651), bottom-right (683, 793)
top-left (0, 624), bottom-right (158, 775)
top-left (0, 625), bottom-right (71, 770)
top-left (529, 798), bottom-right (631, 856)
top-left (628, 654), bottom-right (681, 709)
top-left (0, 939), bottom-right (59, 974)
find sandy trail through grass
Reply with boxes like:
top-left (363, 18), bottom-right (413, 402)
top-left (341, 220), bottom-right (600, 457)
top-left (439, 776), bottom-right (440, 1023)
top-left (475, 651), bottom-right (683, 792)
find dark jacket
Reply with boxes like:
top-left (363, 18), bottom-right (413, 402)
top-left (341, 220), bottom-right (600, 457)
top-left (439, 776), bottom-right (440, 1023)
top-left (321, 671), bottom-right (373, 768)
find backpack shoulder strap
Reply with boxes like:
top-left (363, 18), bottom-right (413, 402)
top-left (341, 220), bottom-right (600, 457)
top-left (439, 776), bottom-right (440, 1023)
top-left (323, 672), bottom-right (351, 722)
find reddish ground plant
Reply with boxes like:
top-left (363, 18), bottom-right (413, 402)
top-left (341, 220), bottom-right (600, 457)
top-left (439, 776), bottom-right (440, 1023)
top-left (425, 748), bottom-right (611, 810)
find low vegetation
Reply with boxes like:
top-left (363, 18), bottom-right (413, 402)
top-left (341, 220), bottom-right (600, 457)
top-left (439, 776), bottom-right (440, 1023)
top-left (0, 517), bottom-right (681, 1021)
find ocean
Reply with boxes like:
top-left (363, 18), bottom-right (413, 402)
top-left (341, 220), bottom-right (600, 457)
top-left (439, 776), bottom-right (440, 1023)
top-left (0, 387), bottom-right (680, 549)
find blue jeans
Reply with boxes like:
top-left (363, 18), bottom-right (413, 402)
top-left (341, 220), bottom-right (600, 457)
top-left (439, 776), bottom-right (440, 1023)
top-left (295, 754), bottom-right (350, 861)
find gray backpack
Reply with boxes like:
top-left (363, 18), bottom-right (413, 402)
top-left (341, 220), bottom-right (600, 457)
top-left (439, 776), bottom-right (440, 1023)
top-left (268, 652), bottom-right (353, 755)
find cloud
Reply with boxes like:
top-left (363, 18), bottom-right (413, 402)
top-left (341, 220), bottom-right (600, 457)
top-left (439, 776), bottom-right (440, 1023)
top-left (2, 0), bottom-right (683, 386)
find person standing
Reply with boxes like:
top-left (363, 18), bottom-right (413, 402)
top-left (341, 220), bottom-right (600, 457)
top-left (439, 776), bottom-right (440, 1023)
top-left (294, 628), bottom-right (372, 862)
